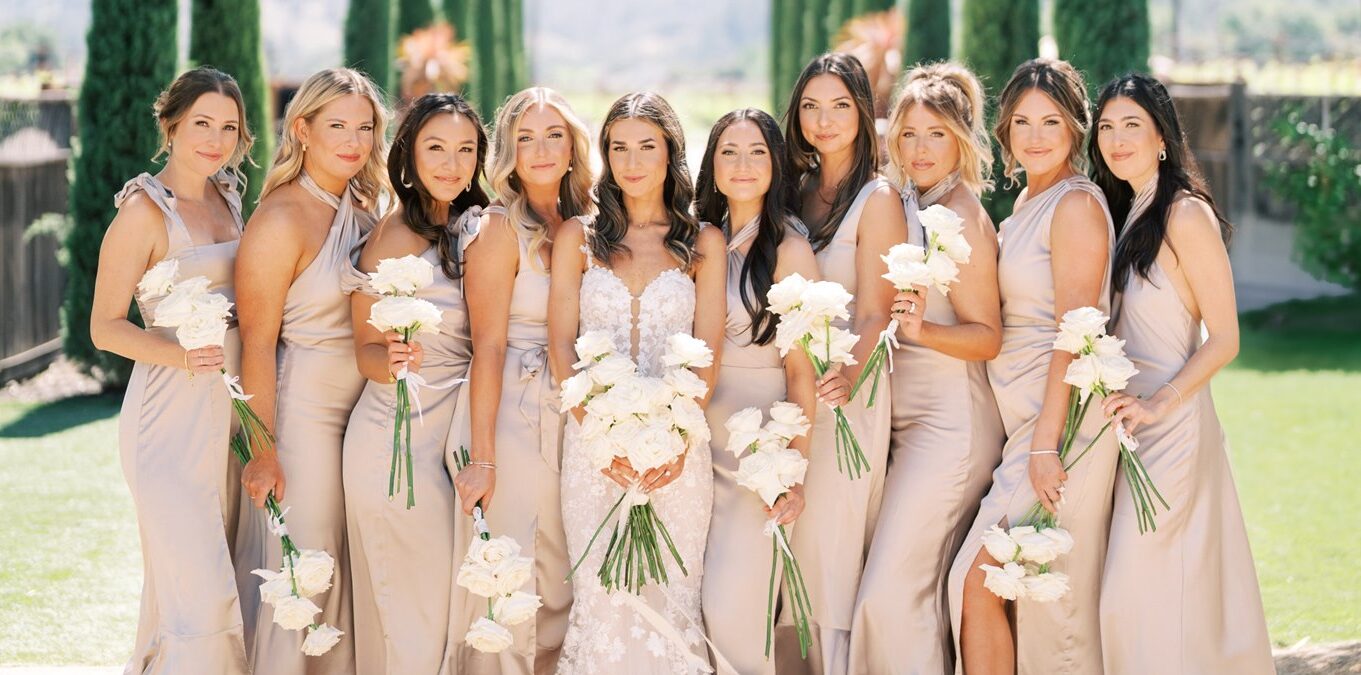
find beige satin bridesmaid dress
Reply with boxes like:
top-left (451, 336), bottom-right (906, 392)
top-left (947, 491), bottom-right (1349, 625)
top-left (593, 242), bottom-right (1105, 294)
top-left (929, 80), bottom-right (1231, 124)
top-left (341, 207), bottom-right (479, 674)
top-left (444, 206), bottom-right (572, 675)
top-left (1099, 188), bottom-right (1274, 675)
top-left (117, 171), bottom-right (249, 674)
top-left (238, 172), bottom-right (374, 675)
top-left (946, 175), bottom-right (1117, 674)
top-left (778, 179), bottom-right (893, 675)
top-left (700, 218), bottom-right (798, 675)
top-left (848, 175), bottom-right (1005, 675)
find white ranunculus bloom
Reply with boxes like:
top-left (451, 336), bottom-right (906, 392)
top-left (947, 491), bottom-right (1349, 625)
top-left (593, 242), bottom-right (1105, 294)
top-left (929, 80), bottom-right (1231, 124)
top-left (980, 561), bottom-right (1029, 601)
top-left (175, 313), bottom-right (228, 350)
top-left (301, 623), bottom-right (344, 656)
top-left (663, 334), bottom-right (714, 369)
top-left (251, 568), bottom-right (294, 606)
top-left (766, 273), bottom-right (812, 314)
top-left (765, 401), bottom-right (810, 440)
top-left (1022, 571), bottom-right (1071, 602)
top-left (773, 309), bottom-right (819, 355)
top-left (933, 229), bottom-right (973, 265)
top-left (881, 242), bottom-right (931, 291)
top-left (465, 617), bottom-right (514, 653)
top-left (469, 536), bottom-right (522, 566)
top-left (1053, 307), bottom-right (1109, 353)
top-left (136, 259), bottom-right (180, 300)
top-left (272, 595), bottom-right (322, 631)
top-left (583, 436), bottom-right (618, 472)
top-left (573, 330), bottom-right (616, 367)
top-left (628, 424), bottom-right (686, 473)
top-left (919, 204), bottom-right (965, 238)
top-left (807, 326), bottom-right (859, 367)
top-left (558, 372), bottom-right (595, 412)
top-left (1091, 334), bottom-right (1126, 358)
top-left (1095, 353), bottom-right (1138, 392)
top-left (292, 549), bottom-right (336, 598)
top-left (589, 353), bottom-right (638, 388)
top-left (664, 367), bottom-right (708, 401)
top-left (668, 395), bottom-right (708, 438)
top-left (1014, 528), bottom-right (1065, 565)
top-left (924, 251), bottom-right (961, 294)
top-left (724, 407), bottom-right (764, 456)
top-left (456, 560), bottom-right (501, 598)
top-left (735, 451), bottom-right (788, 506)
top-left (800, 281), bottom-right (854, 322)
top-left (769, 446), bottom-right (809, 487)
top-left (369, 254), bottom-right (435, 295)
top-left (368, 295), bottom-right (443, 334)
top-left (605, 416), bottom-right (646, 454)
top-left (151, 277), bottom-right (211, 327)
top-left (1038, 526), bottom-right (1074, 557)
top-left (1063, 354), bottom-right (1103, 397)
top-left (492, 555), bottom-right (534, 595)
top-left (980, 525), bottom-right (1020, 563)
top-left (493, 591), bottom-right (543, 627)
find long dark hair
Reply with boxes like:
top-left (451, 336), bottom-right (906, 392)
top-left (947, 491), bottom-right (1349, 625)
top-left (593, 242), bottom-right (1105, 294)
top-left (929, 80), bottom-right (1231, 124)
top-left (694, 108), bottom-right (799, 345)
top-left (590, 91), bottom-right (700, 270)
top-left (783, 52), bottom-right (879, 252)
top-left (1089, 73), bottom-right (1231, 293)
top-left (387, 93), bottom-right (490, 279)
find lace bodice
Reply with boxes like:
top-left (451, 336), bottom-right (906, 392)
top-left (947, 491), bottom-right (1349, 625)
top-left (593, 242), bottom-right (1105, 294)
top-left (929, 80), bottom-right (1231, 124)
top-left (579, 256), bottom-right (696, 376)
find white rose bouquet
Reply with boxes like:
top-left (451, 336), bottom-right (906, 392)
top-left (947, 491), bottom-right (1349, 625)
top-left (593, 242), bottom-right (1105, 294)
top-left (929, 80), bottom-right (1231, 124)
top-left (766, 274), bottom-right (868, 478)
top-left (976, 524), bottom-right (1075, 602)
top-left (137, 261), bottom-right (343, 656)
top-left (453, 447), bottom-right (543, 653)
top-left (724, 402), bottom-right (814, 659)
top-left (564, 332), bottom-right (713, 594)
top-left (1041, 306), bottom-right (1168, 534)
top-left (853, 205), bottom-right (973, 407)
top-left (365, 255), bottom-right (447, 509)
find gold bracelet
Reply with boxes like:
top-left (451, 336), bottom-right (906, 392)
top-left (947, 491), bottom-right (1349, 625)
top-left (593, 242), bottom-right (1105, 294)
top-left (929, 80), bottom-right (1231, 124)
top-left (469, 461), bottom-right (496, 470)
top-left (1159, 381), bottom-right (1184, 406)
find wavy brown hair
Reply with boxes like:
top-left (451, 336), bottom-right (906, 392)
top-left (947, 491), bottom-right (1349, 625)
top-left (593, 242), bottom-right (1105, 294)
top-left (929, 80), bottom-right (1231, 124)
top-left (387, 93), bottom-right (490, 280)
top-left (994, 58), bottom-right (1091, 186)
top-left (782, 52), bottom-right (879, 252)
top-left (589, 91), bottom-right (700, 270)
top-left (152, 66), bottom-right (255, 179)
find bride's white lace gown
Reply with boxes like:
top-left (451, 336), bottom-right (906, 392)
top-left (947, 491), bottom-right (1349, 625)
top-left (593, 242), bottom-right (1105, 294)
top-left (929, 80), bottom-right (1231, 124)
top-left (556, 245), bottom-right (715, 674)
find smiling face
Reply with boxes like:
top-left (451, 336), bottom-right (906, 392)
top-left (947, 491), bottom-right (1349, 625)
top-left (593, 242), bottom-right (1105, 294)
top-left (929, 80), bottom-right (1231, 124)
top-left (411, 111), bottom-right (481, 203)
top-left (1097, 96), bottom-right (1163, 189)
top-left (1007, 88), bottom-right (1075, 178)
top-left (798, 73), bottom-right (860, 158)
top-left (712, 119), bottom-right (773, 206)
top-left (607, 117), bottom-right (669, 199)
top-left (168, 92), bottom-right (241, 177)
top-left (895, 103), bottom-right (961, 190)
top-left (514, 103), bottom-right (573, 189)
top-left (297, 93), bottom-right (376, 182)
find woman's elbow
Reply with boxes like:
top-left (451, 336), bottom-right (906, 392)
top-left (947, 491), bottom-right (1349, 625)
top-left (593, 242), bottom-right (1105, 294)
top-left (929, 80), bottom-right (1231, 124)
top-left (88, 319), bottom-right (110, 352)
top-left (977, 327), bottom-right (1003, 361)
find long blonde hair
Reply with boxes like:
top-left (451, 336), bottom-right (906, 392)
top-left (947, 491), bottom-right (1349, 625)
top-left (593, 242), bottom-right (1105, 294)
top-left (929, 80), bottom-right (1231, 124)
top-left (486, 87), bottom-right (595, 271)
top-left (885, 62), bottom-right (992, 194)
top-left (259, 68), bottom-right (392, 206)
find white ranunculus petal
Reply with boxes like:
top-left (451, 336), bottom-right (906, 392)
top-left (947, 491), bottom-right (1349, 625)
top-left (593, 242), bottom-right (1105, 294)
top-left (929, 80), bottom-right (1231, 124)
top-left (301, 623), bottom-right (344, 655)
top-left (369, 255), bottom-right (435, 295)
top-left (465, 617), bottom-right (514, 653)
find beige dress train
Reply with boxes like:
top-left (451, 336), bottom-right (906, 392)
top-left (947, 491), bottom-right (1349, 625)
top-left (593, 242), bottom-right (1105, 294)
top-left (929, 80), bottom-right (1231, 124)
top-left (1099, 188), bottom-right (1274, 674)
top-left (238, 173), bottom-right (374, 674)
top-left (341, 207), bottom-right (479, 674)
top-left (778, 179), bottom-right (893, 675)
top-left (848, 175), bottom-right (1005, 675)
top-left (444, 206), bottom-right (571, 675)
top-left (117, 172), bottom-right (248, 675)
top-left (700, 218), bottom-right (794, 675)
top-left (946, 175), bottom-right (1116, 674)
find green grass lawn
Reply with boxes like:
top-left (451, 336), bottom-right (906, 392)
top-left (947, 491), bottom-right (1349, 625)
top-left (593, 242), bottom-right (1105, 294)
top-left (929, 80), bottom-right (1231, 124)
top-left (1, 295), bottom-right (1358, 665)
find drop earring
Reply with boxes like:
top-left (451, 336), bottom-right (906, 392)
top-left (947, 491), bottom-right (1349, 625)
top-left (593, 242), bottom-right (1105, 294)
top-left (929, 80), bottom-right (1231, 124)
top-left (1158, 148), bottom-right (1167, 161)
top-left (400, 168), bottom-right (412, 189)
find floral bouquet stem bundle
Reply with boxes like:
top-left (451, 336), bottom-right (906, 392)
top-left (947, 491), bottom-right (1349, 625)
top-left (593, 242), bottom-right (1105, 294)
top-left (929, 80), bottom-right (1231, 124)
top-left (562, 332), bottom-right (713, 593)
top-left (364, 254), bottom-right (446, 509)
top-left (724, 403), bottom-right (814, 659)
top-left (766, 274), bottom-right (867, 478)
top-left (854, 204), bottom-right (973, 406)
top-left (137, 261), bottom-right (341, 655)
top-left (454, 447), bottom-right (543, 653)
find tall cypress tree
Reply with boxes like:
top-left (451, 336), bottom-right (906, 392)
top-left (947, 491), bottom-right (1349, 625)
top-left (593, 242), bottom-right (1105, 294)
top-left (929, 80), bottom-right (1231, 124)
top-left (905, 0), bottom-right (951, 66)
top-left (62, 0), bottom-right (179, 382)
top-left (1053, 0), bottom-right (1149, 94)
top-left (344, 0), bottom-right (396, 98)
top-left (772, 0), bottom-right (806, 115)
top-left (190, 0), bottom-right (272, 214)
top-left (397, 0), bottom-right (435, 37)
top-left (459, 0), bottom-right (523, 119)
top-left (962, 0), bottom-right (1038, 220)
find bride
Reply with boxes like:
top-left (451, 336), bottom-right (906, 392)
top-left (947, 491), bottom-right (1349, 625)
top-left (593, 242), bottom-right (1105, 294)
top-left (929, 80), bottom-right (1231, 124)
top-left (547, 91), bottom-right (728, 673)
